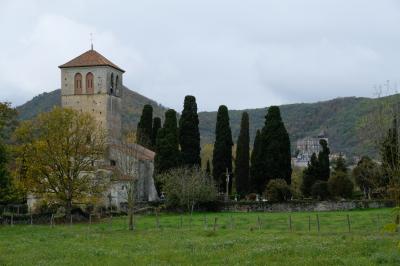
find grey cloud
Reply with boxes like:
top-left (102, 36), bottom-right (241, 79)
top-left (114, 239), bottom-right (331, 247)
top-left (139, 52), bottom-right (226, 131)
top-left (1, 0), bottom-right (400, 111)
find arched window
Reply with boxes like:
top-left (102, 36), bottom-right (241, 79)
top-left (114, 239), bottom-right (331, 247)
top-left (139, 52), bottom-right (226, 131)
top-left (86, 72), bottom-right (94, 94)
top-left (74, 73), bottom-right (82, 95)
top-left (110, 73), bottom-right (114, 95)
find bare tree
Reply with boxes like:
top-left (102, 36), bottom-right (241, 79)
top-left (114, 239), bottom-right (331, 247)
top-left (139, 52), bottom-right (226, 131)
top-left (112, 143), bottom-right (146, 231)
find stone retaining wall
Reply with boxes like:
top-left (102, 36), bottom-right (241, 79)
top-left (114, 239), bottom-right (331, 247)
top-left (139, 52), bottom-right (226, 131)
top-left (222, 200), bottom-right (395, 212)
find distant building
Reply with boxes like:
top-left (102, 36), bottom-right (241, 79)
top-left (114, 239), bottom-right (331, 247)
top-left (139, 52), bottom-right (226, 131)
top-left (293, 132), bottom-right (328, 167)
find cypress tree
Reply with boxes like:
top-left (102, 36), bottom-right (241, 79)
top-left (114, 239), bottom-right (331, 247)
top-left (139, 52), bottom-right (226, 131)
top-left (179, 95), bottom-right (201, 167)
top-left (317, 139), bottom-right (330, 181)
top-left (151, 117), bottom-right (161, 149)
top-left (212, 105), bottom-right (233, 193)
top-left (154, 109), bottom-right (180, 175)
top-left (235, 112), bottom-right (250, 197)
top-left (136, 104), bottom-right (153, 149)
top-left (250, 130), bottom-right (263, 193)
top-left (301, 153), bottom-right (319, 197)
top-left (261, 106), bottom-right (292, 186)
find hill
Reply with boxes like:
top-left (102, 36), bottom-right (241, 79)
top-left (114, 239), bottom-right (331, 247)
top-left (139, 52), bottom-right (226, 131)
top-left (16, 88), bottom-right (395, 158)
top-left (16, 87), bottom-right (168, 135)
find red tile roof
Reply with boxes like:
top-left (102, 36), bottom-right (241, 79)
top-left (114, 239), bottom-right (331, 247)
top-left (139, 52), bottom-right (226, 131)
top-left (59, 49), bottom-right (125, 72)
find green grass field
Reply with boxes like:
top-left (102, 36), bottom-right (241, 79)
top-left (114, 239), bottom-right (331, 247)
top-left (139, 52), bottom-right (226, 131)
top-left (1, 208), bottom-right (399, 265)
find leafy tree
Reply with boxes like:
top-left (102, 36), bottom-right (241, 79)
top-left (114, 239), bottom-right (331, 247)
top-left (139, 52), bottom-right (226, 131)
top-left (259, 106), bottom-right (292, 188)
top-left (328, 155), bottom-right (353, 198)
top-left (264, 179), bottom-right (291, 202)
top-left (250, 129), bottom-right (263, 193)
top-left (317, 139), bottom-right (330, 181)
top-left (352, 156), bottom-right (383, 199)
top-left (0, 102), bottom-right (19, 203)
top-left (0, 102), bottom-right (18, 141)
top-left (155, 109), bottom-right (180, 176)
top-left (0, 143), bottom-right (15, 204)
top-left (179, 96), bottom-right (201, 167)
top-left (235, 112), bottom-right (250, 196)
top-left (328, 171), bottom-right (354, 198)
top-left (15, 107), bottom-right (107, 217)
top-left (301, 153), bottom-right (319, 197)
top-left (212, 105), bottom-right (233, 193)
top-left (136, 104), bottom-right (153, 149)
top-left (311, 181), bottom-right (330, 200)
top-left (151, 117), bottom-right (161, 149)
top-left (159, 167), bottom-right (217, 214)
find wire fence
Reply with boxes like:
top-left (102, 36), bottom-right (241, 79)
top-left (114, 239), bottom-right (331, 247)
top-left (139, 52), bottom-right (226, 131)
top-left (1, 210), bottom-right (397, 234)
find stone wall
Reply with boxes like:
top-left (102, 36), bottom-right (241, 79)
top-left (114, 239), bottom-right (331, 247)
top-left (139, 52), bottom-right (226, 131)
top-left (222, 200), bottom-right (394, 212)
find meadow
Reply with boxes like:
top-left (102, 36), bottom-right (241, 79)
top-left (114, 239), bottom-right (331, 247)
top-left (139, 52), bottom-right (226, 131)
top-left (0, 208), bottom-right (399, 265)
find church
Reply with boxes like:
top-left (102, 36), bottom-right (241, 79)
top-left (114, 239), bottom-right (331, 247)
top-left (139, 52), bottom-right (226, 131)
top-left (57, 47), bottom-right (158, 209)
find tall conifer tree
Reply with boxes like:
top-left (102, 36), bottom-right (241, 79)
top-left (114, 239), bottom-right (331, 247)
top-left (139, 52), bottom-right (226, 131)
top-left (136, 104), bottom-right (153, 149)
top-left (151, 117), bottom-right (161, 150)
top-left (250, 130), bottom-right (263, 193)
top-left (235, 112), bottom-right (250, 196)
top-left (179, 96), bottom-right (201, 167)
top-left (212, 105), bottom-right (233, 193)
top-left (317, 139), bottom-right (330, 181)
top-left (154, 109), bottom-right (180, 175)
top-left (301, 153), bottom-right (319, 197)
top-left (251, 106), bottom-right (292, 193)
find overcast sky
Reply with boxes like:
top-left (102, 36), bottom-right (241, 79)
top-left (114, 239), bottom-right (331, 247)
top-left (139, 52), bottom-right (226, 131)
top-left (1, 0), bottom-right (400, 111)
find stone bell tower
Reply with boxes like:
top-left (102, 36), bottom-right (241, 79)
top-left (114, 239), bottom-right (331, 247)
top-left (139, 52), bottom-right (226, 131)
top-left (59, 48), bottom-right (124, 142)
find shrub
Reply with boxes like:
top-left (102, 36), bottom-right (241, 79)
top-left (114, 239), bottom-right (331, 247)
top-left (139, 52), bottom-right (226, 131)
top-left (264, 179), bottom-right (291, 202)
top-left (311, 181), bottom-right (330, 200)
top-left (328, 171), bottom-right (354, 199)
top-left (158, 167), bottom-right (217, 213)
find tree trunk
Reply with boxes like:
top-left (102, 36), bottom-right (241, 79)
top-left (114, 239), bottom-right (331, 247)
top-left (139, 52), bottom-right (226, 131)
top-left (128, 206), bottom-right (134, 231)
top-left (66, 200), bottom-right (72, 222)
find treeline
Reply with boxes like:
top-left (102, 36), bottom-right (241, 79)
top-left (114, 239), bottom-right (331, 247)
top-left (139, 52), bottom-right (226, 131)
top-left (139, 95), bottom-right (400, 204)
top-left (141, 96), bottom-right (293, 199)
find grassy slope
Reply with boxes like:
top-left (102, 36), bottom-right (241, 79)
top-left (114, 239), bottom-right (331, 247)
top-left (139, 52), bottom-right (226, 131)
top-left (16, 88), bottom-right (400, 157)
top-left (0, 209), bottom-right (399, 265)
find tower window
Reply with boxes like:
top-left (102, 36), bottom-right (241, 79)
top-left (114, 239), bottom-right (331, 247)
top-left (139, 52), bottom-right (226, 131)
top-left (74, 73), bottom-right (82, 95)
top-left (116, 75), bottom-right (119, 95)
top-left (110, 73), bottom-right (114, 95)
top-left (86, 72), bottom-right (94, 94)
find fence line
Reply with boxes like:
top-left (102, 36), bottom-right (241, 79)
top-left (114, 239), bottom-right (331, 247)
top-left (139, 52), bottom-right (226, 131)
top-left (0, 211), bottom-right (396, 235)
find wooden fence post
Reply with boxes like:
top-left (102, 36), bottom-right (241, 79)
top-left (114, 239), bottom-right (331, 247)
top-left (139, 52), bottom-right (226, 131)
top-left (257, 216), bottom-right (261, 230)
top-left (30, 213), bottom-right (33, 226)
top-left (50, 214), bottom-right (54, 228)
top-left (204, 215), bottom-right (208, 230)
top-left (308, 215), bottom-right (311, 232)
top-left (213, 217), bottom-right (218, 231)
top-left (347, 214), bottom-right (351, 233)
top-left (89, 214), bottom-right (92, 225)
top-left (289, 215), bottom-right (292, 232)
top-left (316, 214), bottom-right (320, 233)
top-left (180, 215), bottom-right (183, 228)
top-left (70, 214), bottom-right (73, 226)
top-left (11, 213), bottom-right (14, 226)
